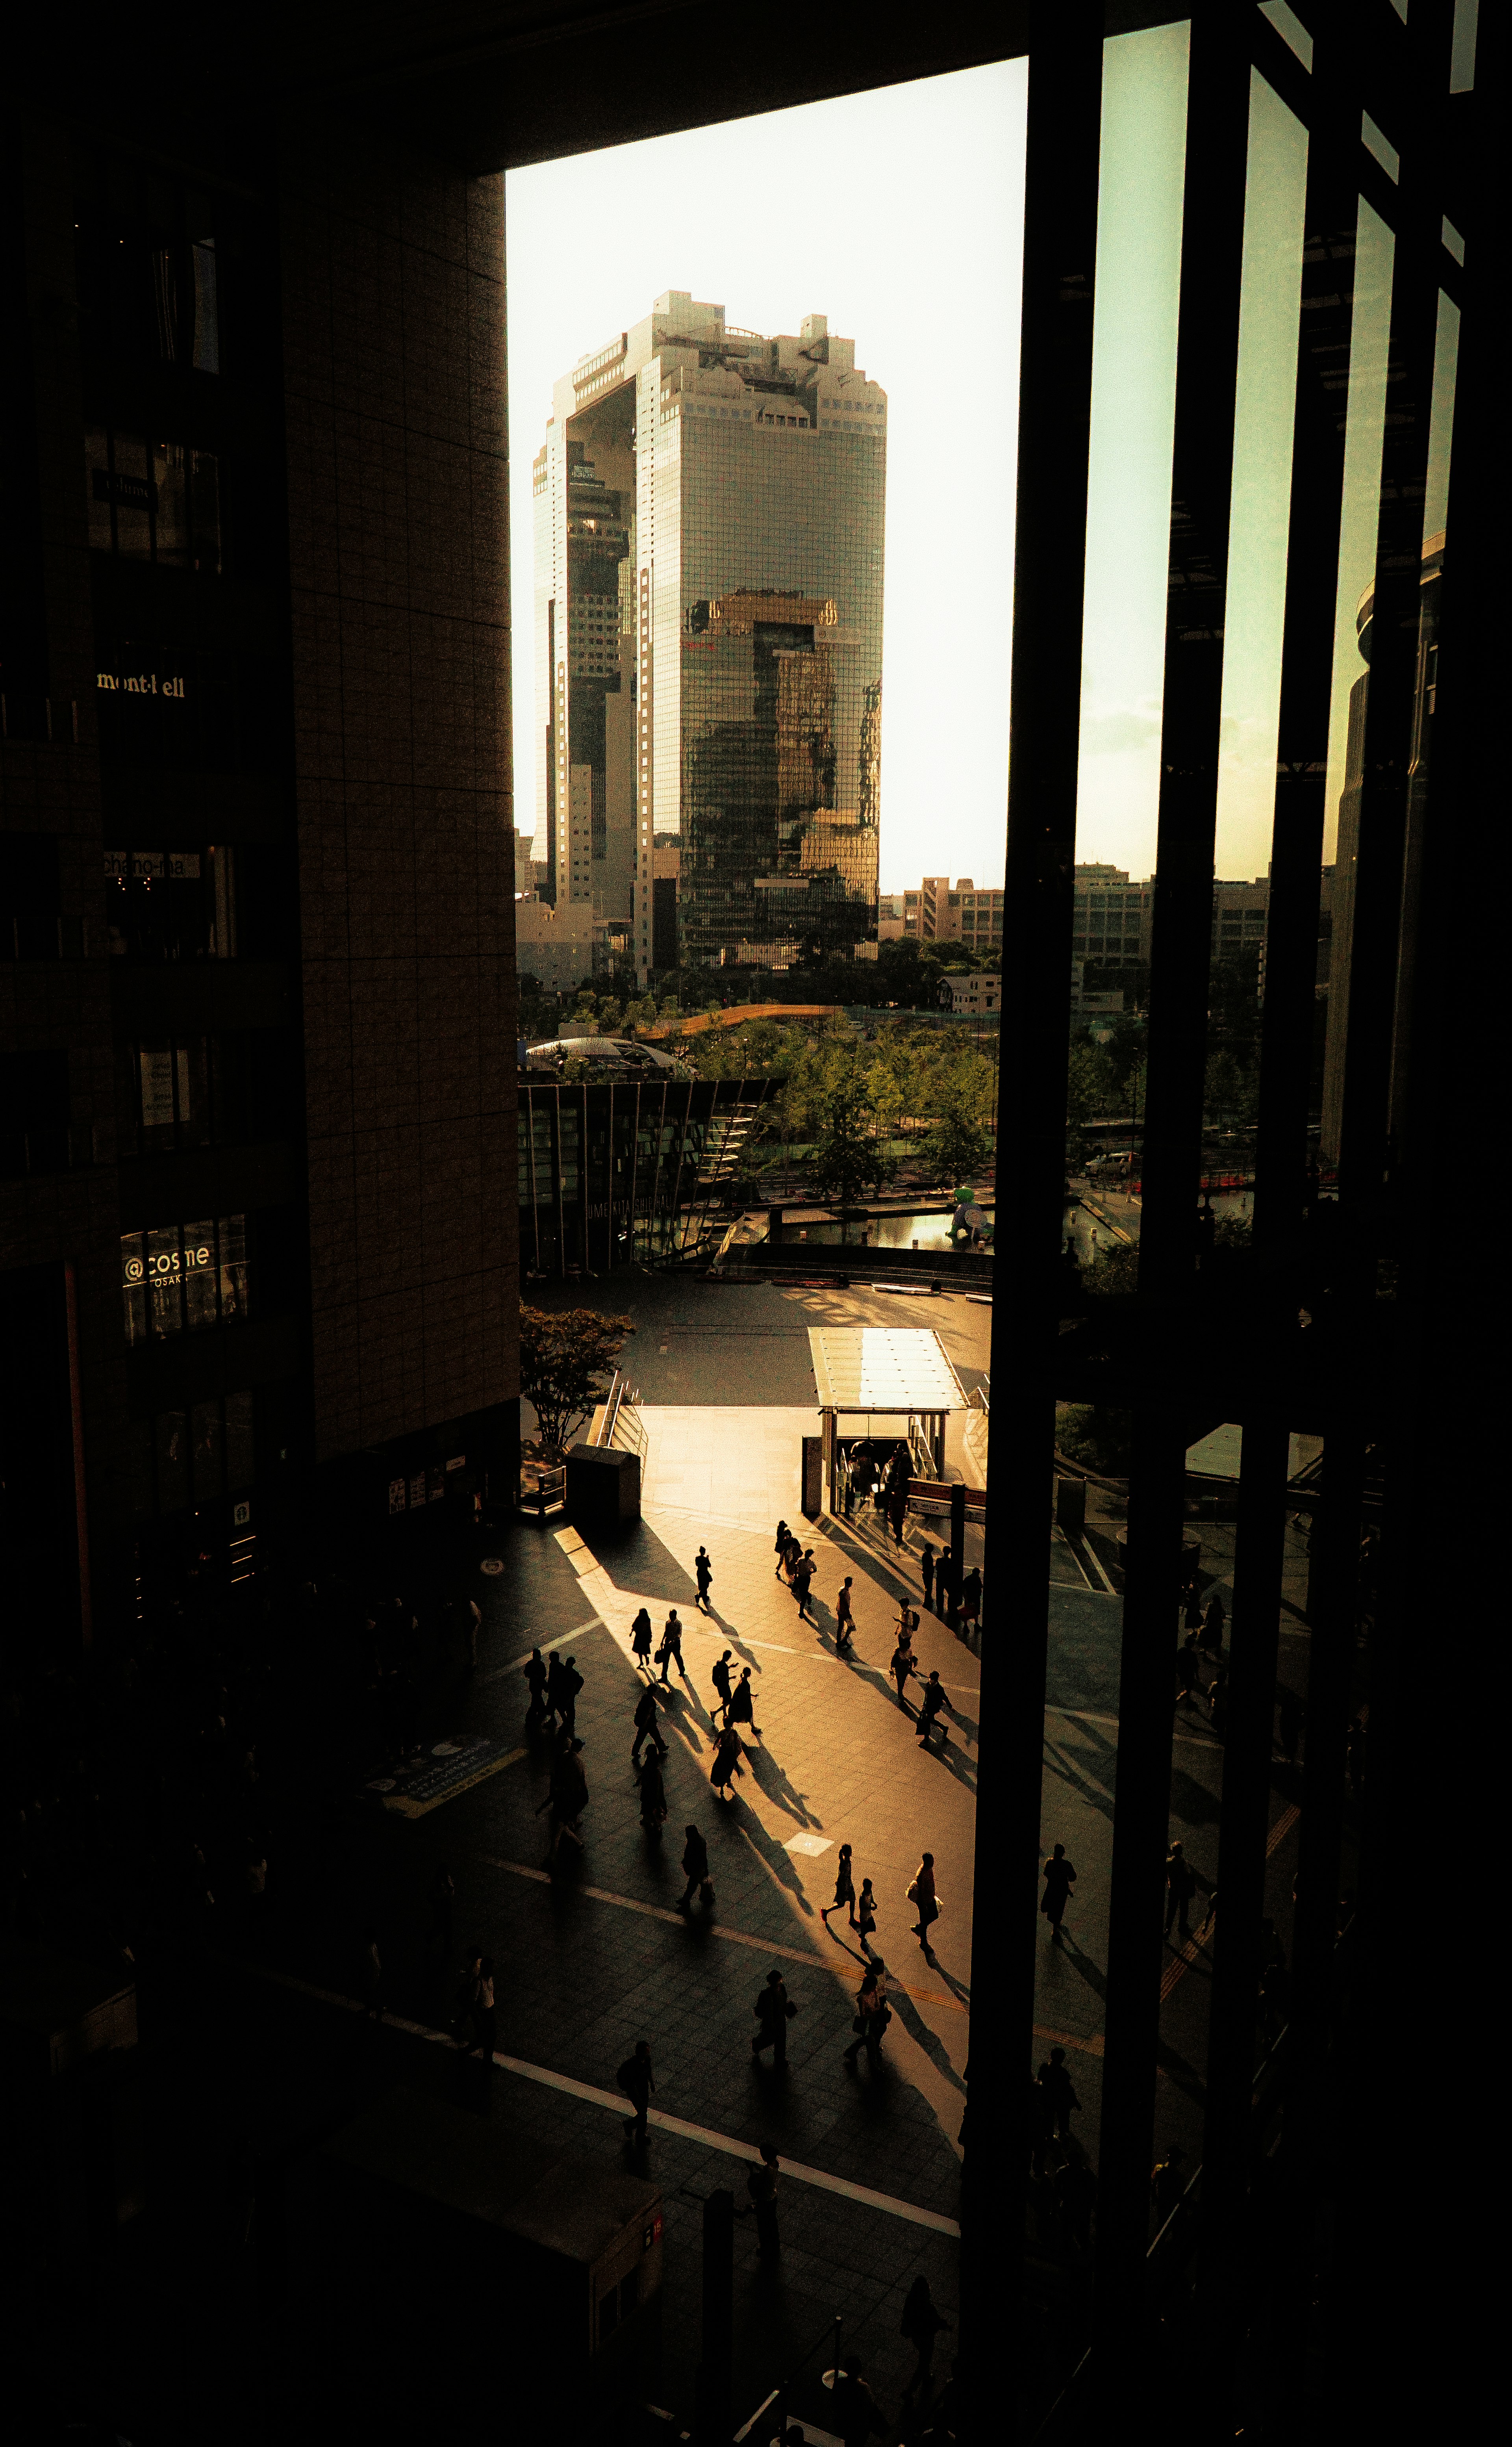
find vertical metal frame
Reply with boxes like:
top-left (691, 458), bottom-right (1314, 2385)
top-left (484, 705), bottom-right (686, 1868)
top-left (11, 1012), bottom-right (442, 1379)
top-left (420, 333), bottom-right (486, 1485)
top-left (980, 0), bottom-right (1104, 2411)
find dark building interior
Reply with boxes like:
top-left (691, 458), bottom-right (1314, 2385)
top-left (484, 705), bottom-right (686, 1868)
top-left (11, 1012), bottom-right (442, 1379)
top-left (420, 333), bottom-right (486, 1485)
top-left (0, 4), bottom-right (1495, 2441)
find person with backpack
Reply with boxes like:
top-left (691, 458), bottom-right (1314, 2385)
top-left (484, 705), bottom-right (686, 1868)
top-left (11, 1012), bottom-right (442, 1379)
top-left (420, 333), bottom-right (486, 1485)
top-left (617, 2039), bottom-right (655, 2144)
top-left (917, 1672), bottom-right (948, 1752)
top-left (908, 1853), bottom-right (941, 1951)
top-left (710, 1648), bottom-right (734, 1723)
top-left (679, 1823), bottom-right (712, 1912)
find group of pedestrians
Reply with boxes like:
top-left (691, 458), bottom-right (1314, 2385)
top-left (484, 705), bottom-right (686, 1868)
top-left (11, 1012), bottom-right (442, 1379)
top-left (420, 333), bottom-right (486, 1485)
top-left (916, 1540), bottom-right (982, 1638)
top-left (773, 1521), bottom-right (820, 1624)
top-left (522, 1645), bottom-right (585, 1736)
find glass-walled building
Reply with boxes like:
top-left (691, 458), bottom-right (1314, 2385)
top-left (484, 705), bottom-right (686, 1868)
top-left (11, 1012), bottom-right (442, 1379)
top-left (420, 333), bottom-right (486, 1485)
top-left (518, 1072), bottom-right (778, 1275)
top-left (534, 293), bottom-right (884, 981)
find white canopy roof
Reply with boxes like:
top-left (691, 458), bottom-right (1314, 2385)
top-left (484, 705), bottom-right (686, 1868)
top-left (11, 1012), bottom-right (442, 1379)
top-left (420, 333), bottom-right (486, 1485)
top-left (807, 1326), bottom-right (967, 1414)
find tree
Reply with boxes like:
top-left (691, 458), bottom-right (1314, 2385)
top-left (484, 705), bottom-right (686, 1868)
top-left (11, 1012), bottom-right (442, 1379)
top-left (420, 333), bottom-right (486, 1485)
top-left (808, 1069), bottom-right (885, 1212)
top-left (519, 1306), bottom-right (635, 1459)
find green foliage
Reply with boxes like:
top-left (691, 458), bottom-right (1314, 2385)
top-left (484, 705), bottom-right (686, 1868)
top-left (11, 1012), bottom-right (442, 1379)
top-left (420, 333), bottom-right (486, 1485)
top-left (1055, 1402), bottom-right (1135, 1475)
top-left (519, 1305), bottom-right (635, 1460)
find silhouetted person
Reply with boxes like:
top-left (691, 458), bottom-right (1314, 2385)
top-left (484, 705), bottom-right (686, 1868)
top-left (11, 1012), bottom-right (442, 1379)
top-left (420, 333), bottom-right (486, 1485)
top-left (1151, 2146), bottom-right (1188, 2223)
top-left (831, 2356), bottom-right (886, 2447)
top-left (752, 1968), bottom-right (796, 2070)
top-left (695, 1546), bottom-right (713, 1613)
top-left (726, 1667), bottom-right (756, 1734)
top-left (1041, 1844), bottom-right (1076, 1941)
top-left (632, 1684), bottom-right (668, 1766)
top-left (920, 1542), bottom-right (937, 1610)
top-left (618, 2039), bottom-right (654, 2143)
top-left (639, 1753), bottom-right (667, 1838)
top-left (631, 1608), bottom-right (654, 1671)
top-left (900, 2275), bottom-right (951, 2400)
top-left (558, 1653), bottom-right (584, 1736)
top-left (711, 1648), bottom-right (734, 1722)
top-left (823, 1842), bottom-right (856, 1927)
top-left (1165, 1839), bottom-right (1196, 1941)
top-left (523, 1647), bottom-right (548, 1725)
top-left (1036, 2045), bottom-right (1079, 2140)
top-left (835, 1575), bottom-right (856, 1651)
top-left (658, 1610), bottom-right (685, 1683)
top-left (743, 2141), bottom-right (781, 2258)
top-left (917, 1671), bottom-right (947, 1751)
top-left (909, 1852), bottom-right (940, 1951)
top-left (679, 1824), bottom-right (710, 1911)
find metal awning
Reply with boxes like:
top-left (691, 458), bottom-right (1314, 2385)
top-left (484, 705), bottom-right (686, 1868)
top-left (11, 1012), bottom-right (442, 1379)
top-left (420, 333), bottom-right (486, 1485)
top-left (807, 1326), bottom-right (967, 1413)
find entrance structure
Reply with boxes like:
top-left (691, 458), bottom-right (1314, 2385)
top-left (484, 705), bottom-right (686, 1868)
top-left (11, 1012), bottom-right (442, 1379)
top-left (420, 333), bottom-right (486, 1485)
top-left (806, 1326), bottom-right (967, 1514)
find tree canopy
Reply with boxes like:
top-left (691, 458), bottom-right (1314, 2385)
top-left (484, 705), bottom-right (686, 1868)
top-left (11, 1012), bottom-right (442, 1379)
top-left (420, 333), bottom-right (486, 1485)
top-left (519, 1305), bottom-right (635, 1459)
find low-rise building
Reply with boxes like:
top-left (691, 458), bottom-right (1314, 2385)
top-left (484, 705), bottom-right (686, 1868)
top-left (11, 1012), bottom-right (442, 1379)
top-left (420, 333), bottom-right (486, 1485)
top-left (941, 971), bottom-right (1001, 1015)
top-left (896, 876), bottom-right (1004, 948)
top-left (515, 894), bottom-right (605, 991)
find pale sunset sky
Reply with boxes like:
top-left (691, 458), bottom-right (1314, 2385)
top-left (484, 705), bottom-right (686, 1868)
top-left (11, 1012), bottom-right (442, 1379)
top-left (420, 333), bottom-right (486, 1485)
top-left (506, 30), bottom-right (1456, 897)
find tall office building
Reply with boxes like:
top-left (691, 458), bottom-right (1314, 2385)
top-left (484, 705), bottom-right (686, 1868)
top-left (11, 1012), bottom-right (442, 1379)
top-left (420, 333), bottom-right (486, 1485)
top-left (1, 108), bottom-right (517, 1642)
top-left (534, 292), bottom-right (885, 982)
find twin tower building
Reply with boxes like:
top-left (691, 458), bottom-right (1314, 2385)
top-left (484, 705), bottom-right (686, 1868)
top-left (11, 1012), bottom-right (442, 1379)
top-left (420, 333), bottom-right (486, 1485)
top-left (532, 291), bottom-right (886, 984)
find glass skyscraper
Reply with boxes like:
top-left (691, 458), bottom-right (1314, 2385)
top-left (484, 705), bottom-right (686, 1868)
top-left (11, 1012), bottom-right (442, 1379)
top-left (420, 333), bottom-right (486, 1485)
top-left (534, 292), bottom-right (885, 980)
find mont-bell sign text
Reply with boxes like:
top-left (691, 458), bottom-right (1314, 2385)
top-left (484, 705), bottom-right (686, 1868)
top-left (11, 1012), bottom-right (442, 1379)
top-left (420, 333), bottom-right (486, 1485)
top-left (96, 670), bottom-right (187, 697)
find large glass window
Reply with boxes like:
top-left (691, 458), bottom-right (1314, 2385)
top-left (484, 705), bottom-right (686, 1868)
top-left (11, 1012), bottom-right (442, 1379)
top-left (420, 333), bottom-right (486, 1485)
top-left (121, 1215), bottom-right (249, 1344)
top-left (104, 844), bottom-right (238, 959)
top-left (85, 430), bottom-right (221, 572)
top-left (130, 1389), bottom-right (254, 1516)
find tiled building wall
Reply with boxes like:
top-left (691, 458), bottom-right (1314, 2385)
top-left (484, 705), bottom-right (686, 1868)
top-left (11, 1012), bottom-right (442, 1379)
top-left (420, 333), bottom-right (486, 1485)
top-left (279, 120), bottom-right (517, 1461)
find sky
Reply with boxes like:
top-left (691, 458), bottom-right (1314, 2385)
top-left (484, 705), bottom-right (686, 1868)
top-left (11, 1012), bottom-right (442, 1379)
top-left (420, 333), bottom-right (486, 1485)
top-left (506, 36), bottom-right (1459, 899)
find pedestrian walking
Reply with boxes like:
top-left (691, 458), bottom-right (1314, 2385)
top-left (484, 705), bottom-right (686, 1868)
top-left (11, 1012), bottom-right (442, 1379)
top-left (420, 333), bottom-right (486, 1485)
top-left (1151, 2146), bottom-right (1188, 2223)
top-left (1199, 1591), bottom-right (1225, 1660)
top-left (792, 1551), bottom-right (817, 1624)
top-left (710, 1725), bottom-right (744, 1796)
top-left (657, 1610), bottom-right (686, 1684)
top-left (920, 1540), bottom-right (937, 1611)
top-left (916, 1670), bottom-right (948, 1750)
top-left (1182, 1577), bottom-right (1204, 1633)
top-left (822, 1841), bottom-right (856, 1926)
top-left (545, 1648), bottom-right (568, 1727)
top-left (359, 1925), bottom-right (384, 2022)
top-left (751, 1968), bottom-right (797, 2070)
top-left (631, 1683), bottom-right (668, 1766)
top-left (711, 1648), bottom-right (734, 1722)
top-left (887, 1481), bottom-right (908, 1548)
top-left (726, 1666), bottom-right (757, 1735)
top-left (834, 1575), bottom-right (856, 1651)
top-left (467, 1955), bottom-right (497, 2065)
top-left (890, 1627), bottom-right (915, 1708)
top-left (842, 1959), bottom-right (891, 2068)
top-left (743, 2142), bottom-right (782, 2258)
top-left (695, 1546), bottom-right (714, 1613)
top-left (425, 1861), bottom-right (456, 1959)
top-left (639, 1752), bottom-right (668, 1838)
top-left (830, 2356), bottom-right (886, 2447)
top-left (1041, 1843), bottom-right (1076, 1940)
top-left (958, 1566), bottom-right (982, 1637)
top-left (451, 1950), bottom-right (482, 2046)
top-left (558, 1653), bottom-right (584, 1738)
top-left (1164, 1838), bottom-right (1197, 1941)
top-left (1277, 1685), bottom-right (1304, 1766)
top-left (631, 1608), bottom-right (654, 1671)
top-left (856, 1878), bottom-right (878, 1948)
top-left (679, 1823), bottom-right (713, 1911)
top-left (524, 1647), bottom-right (548, 1726)
top-left (538, 1740), bottom-right (589, 1863)
top-left (773, 1519), bottom-right (791, 1579)
top-left (617, 2039), bottom-right (655, 2143)
top-left (1036, 2045), bottom-right (1080, 2139)
top-left (900, 2275), bottom-right (951, 2400)
top-left (1175, 1632), bottom-right (1202, 1705)
top-left (908, 1852), bottom-right (941, 1952)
